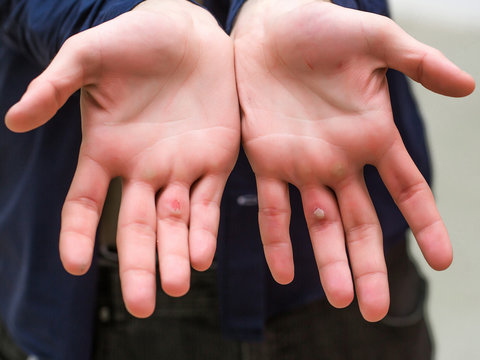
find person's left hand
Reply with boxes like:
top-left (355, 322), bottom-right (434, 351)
top-left (233, 0), bottom-right (475, 321)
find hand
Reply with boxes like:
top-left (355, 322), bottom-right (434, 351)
top-left (6, 0), bottom-right (240, 317)
top-left (233, 0), bottom-right (474, 321)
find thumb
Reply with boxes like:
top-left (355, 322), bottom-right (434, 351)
top-left (369, 15), bottom-right (475, 97)
top-left (5, 37), bottom-right (89, 133)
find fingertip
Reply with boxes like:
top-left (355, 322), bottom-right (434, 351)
top-left (189, 229), bottom-right (217, 272)
top-left (161, 276), bottom-right (190, 298)
top-left (263, 246), bottom-right (295, 285)
top-left (356, 274), bottom-right (390, 322)
top-left (421, 52), bottom-right (477, 98)
top-left (429, 254), bottom-right (453, 271)
top-left (457, 71), bottom-right (476, 97)
top-left (122, 270), bottom-right (156, 318)
top-left (59, 233), bottom-right (93, 276)
top-left (358, 292), bottom-right (390, 323)
top-left (440, 69), bottom-right (476, 98)
top-left (267, 253), bottom-right (295, 285)
top-left (4, 103), bottom-right (38, 133)
top-left (125, 300), bottom-right (155, 319)
top-left (4, 106), bottom-right (17, 132)
top-left (321, 266), bottom-right (354, 309)
top-left (160, 256), bottom-right (191, 297)
top-left (416, 221), bottom-right (453, 271)
top-left (262, 240), bottom-right (295, 285)
top-left (189, 242), bottom-right (215, 272)
top-left (60, 256), bottom-right (91, 276)
top-left (5, 80), bottom-right (60, 133)
top-left (425, 240), bottom-right (453, 271)
top-left (128, 306), bottom-right (155, 319)
top-left (190, 258), bottom-right (212, 272)
top-left (272, 270), bottom-right (295, 285)
top-left (440, 55), bottom-right (476, 97)
top-left (331, 291), bottom-right (354, 309)
top-left (361, 305), bottom-right (389, 323)
top-left (326, 285), bottom-right (354, 309)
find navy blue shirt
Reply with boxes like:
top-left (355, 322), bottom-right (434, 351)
top-left (0, 0), bottom-right (431, 358)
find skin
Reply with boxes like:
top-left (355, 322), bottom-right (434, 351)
top-left (4, 0), bottom-right (475, 323)
top-left (5, 0), bottom-right (240, 318)
top-left (233, 0), bottom-right (475, 321)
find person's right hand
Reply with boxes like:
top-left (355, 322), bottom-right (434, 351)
top-left (5, 0), bottom-right (240, 318)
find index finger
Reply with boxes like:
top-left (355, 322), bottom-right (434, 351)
top-left (377, 138), bottom-right (452, 270)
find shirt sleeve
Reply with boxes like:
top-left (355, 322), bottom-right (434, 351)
top-left (226, 0), bottom-right (389, 33)
top-left (0, 0), bottom-right (144, 67)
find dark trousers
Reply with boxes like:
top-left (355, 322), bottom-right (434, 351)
top-left (92, 238), bottom-right (432, 360)
top-left (0, 238), bottom-right (432, 360)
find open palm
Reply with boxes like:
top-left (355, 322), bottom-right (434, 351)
top-left (233, 0), bottom-right (474, 321)
top-left (6, 0), bottom-right (240, 317)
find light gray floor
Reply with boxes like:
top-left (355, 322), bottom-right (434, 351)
top-left (389, 2), bottom-right (480, 359)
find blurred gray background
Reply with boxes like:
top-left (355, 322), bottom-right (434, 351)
top-left (389, 1), bottom-right (479, 359)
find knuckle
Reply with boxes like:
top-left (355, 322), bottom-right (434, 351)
top-left (396, 180), bottom-right (427, 205)
top-left (122, 220), bottom-right (156, 239)
top-left (259, 206), bottom-right (289, 218)
top-left (346, 222), bottom-right (381, 244)
top-left (63, 195), bottom-right (101, 215)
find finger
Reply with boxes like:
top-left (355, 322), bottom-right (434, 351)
top-left (257, 177), bottom-right (294, 285)
top-left (335, 176), bottom-right (389, 322)
top-left (189, 175), bottom-right (227, 271)
top-left (377, 139), bottom-right (452, 270)
top-left (117, 180), bottom-right (157, 318)
top-left (157, 182), bottom-right (191, 297)
top-left (368, 15), bottom-right (475, 97)
top-left (60, 154), bottom-right (110, 275)
top-left (301, 185), bottom-right (353, 309)
top-left (5, 36), bottom-right (91, 133)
